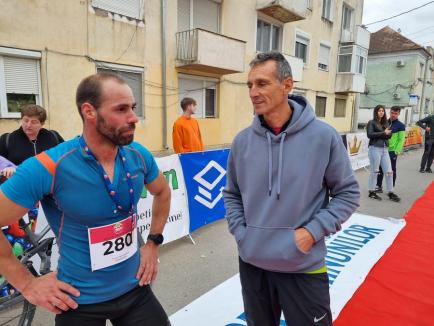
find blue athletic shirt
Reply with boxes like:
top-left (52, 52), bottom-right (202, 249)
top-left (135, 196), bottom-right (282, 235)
top-left (0, 137), bottom-right (159, 304)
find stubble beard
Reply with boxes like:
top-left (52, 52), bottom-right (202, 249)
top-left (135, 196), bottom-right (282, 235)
top-left (96, 113), bottom-right (135, 146)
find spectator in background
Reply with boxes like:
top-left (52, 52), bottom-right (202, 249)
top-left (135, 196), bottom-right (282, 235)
top-left (366, 105), bottom-right (401, 202)
top-left (172, 97), bottom-right (204, 153)
top-left (0, 104), bottom-right (64, 165)
top-left (416, 114), bottom-right (434, 173)
top-left (0, 104), bottom-right (64, 238)
top-left (376, 106), bottom-right (406, 192)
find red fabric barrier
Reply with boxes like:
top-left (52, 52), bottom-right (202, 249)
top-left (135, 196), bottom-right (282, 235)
top-left (334, 182), bottom-right (434, 326)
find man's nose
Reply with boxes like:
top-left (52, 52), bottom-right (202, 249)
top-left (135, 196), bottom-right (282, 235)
top-left (128, 109), bottom-right (139, 124)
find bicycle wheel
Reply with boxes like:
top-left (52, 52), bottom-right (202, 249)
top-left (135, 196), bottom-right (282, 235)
top-left (0, 290), bottom-right (35, 326)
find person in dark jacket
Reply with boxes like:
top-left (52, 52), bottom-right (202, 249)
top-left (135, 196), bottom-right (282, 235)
top-left (0, 104), bottom-right (63, 166)
top-left (366, 105), bottom-right (400, 202)
top-left (416, 114), bottom-right (434, 173)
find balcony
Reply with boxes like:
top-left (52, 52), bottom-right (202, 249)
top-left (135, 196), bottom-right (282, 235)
top-left (340, 26), bottom-right (370, 49)
top-left (256, 0), bottom-right (308, 23)
top-left (335, 74), bottom-right (366, 93)
top-left (176, 29), bottom-right (246, 75)
top-left (283, 54), bottom-right (303, 82)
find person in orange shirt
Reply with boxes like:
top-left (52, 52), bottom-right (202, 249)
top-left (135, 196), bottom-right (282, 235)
top-left (172, 97), bottom-right (204, 153)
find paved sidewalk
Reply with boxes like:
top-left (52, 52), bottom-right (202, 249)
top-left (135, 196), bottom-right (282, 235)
top-left (30, 148), bottom-right (433, 325)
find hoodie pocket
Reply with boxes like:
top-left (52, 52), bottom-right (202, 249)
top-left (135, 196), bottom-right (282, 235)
top-left (238, 226), bottom-right (312, 272)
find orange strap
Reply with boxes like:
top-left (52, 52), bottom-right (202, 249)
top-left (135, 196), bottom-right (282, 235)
top-left (36, 152), bottom-right (56, 176)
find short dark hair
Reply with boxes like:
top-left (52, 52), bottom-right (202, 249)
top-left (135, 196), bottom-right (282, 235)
top-left (21, 104), bottom-right (47, 123)
top-left (249, 51), bottom-right (292, 82)
top-left (76, 72), bottom-right (127, 120)
top-left (390, 106), bottom-right (401, 112)
top-left (180, 97), bottom-right (197, 112)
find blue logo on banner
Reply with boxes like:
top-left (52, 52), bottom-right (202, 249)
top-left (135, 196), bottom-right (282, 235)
top-left (179, 149), bottom-right (230, 232)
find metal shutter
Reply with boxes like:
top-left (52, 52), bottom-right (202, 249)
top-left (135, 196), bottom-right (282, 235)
top-left (4, 56), bottom-right (40, 95)
top-left (193, 0), bottom-right (219, 33)
top-left (178, 0), bottom-right (191, 32)
top-left (92, 0), bottom-right (143, 20)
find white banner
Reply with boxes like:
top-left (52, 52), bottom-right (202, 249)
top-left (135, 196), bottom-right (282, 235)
top-left (169, 213), bottom-right (406, 325)
top-left (346, 133), bottom-right (370, 170)
top-left (137, 154), bottom-right (190, 244)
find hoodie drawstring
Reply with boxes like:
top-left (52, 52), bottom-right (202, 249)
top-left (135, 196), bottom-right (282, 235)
top-left (277, 132), bottom-right (286, 200)
top-left (266, 132), bottom-right (272, 196)
top-left (266, 131), bottom-right (286, 200)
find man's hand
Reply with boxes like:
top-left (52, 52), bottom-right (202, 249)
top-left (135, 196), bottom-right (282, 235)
top-left (136, 242), bottom-right (159, 286)
top-left (426, 126), bottom-right (431, 132)
top-left (0, 167), bottom-right (15, 178)
top-left (294, 228), bottom-right (315, 254)
top-left (385, 128), bottom-right (392, 135)
top-left (21, 272), bottom-right (80, 314)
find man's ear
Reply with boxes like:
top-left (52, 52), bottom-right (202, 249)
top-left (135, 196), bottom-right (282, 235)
top-left (283, 77), bottom-right (294, 94)
top-left (81, 102), bottom-right (97, 120)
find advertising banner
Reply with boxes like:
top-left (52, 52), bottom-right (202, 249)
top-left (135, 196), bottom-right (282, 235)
top-left (179, 149), bottom-right (230, 232)
top-left (137, 154), bottom-right (190, 244)
top-left (404, 126), bottom-right (423, 149)
top-left (345, 133), bottom-right (370, 170)
top-left (169, 213), bottom-right (406, 325)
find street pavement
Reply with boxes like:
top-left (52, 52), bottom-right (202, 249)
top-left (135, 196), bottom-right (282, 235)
top-left (29, 147), bottom-right (433, 325)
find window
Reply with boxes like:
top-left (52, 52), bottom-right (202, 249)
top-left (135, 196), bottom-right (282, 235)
top-left (334, 98), bottom-right (346, 117)
top-left (425, 99), bottom-right (430, 114)
top-left (92, 0), bottom-right (144, 20)
top-left (318, 43), bottom-right (331, 71)
top-left (178, 0), bottom-right (220, 33)
top-left (341, 4), bottom-right (354, 40)
top-left (315, 96), bottom-right (327, 117)
top-left (178, 74), bottom-right (218, 118)
top-left (420, 62), bottom-right (425, 79)
top-left (256, 19), bottom-right (281, 52)
top-left (338, 45), bottom-right (367, 74)
top-left (322, 0), bottom-right (333, 21)
top-left (97, 63), bottom-right (144, 118)
top-left (0, 48), bottom-right (42, 118)
top-left (295, 33), bottom-right (310, 64)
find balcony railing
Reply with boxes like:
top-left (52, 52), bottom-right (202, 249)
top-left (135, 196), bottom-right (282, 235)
top-left (340, 26), bottom-right (370, 49)
top-left (176, 29), bottom-right (246, 75)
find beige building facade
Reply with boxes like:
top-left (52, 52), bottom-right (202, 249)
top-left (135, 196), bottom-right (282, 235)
top-left (0, 0), bottom-right (368, 151)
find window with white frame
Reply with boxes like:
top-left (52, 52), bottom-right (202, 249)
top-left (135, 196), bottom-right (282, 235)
top-left (97, 63), bottom-right (144, 118)
top-left (334, 98), bottom-right (346, 117)
top-left (256, 18), bottom-right (282, 52)
top-left (338, 45), bottom-right (367, 74)
top-left (322, 0), bottom-right (333, 21)
top-left (92, 0), bottom-right (144, 20)
top-left (315, 96), bottom-right (327, 117)
top-left (318, 43), bottom-right (331, 71)
top-left (341, 4), bottom-right (354, 39)
top-left (178, 74), bottom-right (218, 118)
top-left (178, 0), bottom-right (220, 33)
top-left (0, 48), bottom-right (42, 118)
top-left (295, 33), bottom-right (310, 64)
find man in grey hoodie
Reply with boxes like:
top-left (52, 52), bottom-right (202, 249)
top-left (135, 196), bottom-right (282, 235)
top-left (223, 52), bottom-right (360, 326)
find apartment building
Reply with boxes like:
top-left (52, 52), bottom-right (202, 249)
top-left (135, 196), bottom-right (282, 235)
top-left (0, 0), bottom-right (369, 150)
top-left (360, 26), bottom-right (434, 126)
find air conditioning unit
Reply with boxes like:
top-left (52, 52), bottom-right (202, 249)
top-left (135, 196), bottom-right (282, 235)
top-left (393, 93), bottom-right (401, 99)
top-left (396, 60), bottom-right (405, 67)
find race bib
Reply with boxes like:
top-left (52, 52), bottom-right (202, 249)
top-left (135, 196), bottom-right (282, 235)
top-left (88, 215), bottom-right (137, 271)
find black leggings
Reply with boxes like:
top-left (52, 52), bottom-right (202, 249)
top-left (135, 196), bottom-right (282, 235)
top-left (55, 285), bottom-right (170, 326)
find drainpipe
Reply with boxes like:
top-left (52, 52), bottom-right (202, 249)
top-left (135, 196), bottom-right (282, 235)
top-left (419, 53), bottom-right (431, 120)
top-left (351, 93), bottom-right (360, 132)
top-left (161, 0), bottom-right (168, 149)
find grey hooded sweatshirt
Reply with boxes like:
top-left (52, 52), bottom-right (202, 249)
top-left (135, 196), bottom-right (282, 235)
top-left (223, 95), bottom-right (360, 273)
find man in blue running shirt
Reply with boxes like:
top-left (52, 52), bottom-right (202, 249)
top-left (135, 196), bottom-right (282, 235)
top-left (0, 73), bottom-right (171, 325)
